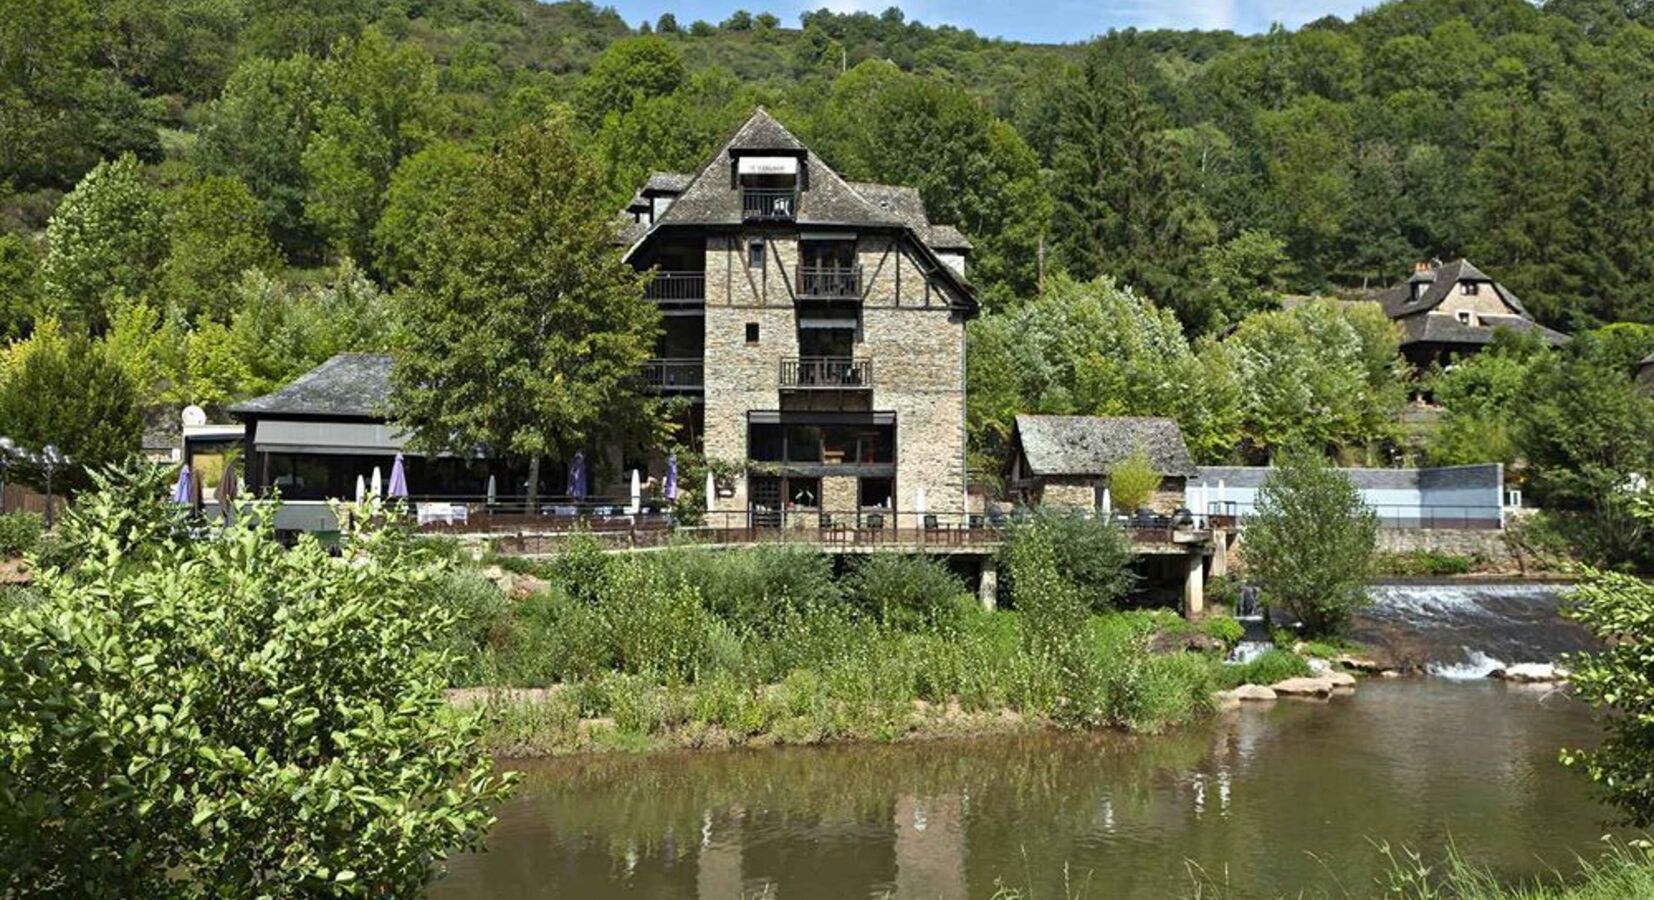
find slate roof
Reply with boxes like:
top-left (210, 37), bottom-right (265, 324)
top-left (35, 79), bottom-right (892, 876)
top-left (927, 224), bottom-right (973, 251)
top-left (229, 353), bottom-right (393, 419)
top-left (1375, 258), bottom-right (1531, 320)
top-left (651, 112), bottom-right (906, 231)
top-left (1012, 415), bottom-right (1198, 479)
top-left (642, 172), bottom-right (694, 195)
top-left (1398, 312), bottom-right (1568, 347)
top-left (142, 406), bottom-right (181, 452)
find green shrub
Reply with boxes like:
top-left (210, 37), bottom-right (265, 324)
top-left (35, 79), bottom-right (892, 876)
top-left (843, 554), bottom-right (971, 630)
top-left (1564, 564), bottom-right (1654, 826)
top-left (547, 532), bottom-right (612, 605)
top-left (653, 545), bottom-right (842, 628)
top-left (1107, 446), bottom-right (1162, 513)
top-left (1198, 615), bottom-right (1245, 645)
top-left (434, 568), bottom-right (511, 686)
top-left (1375, 550), bottom-right (1478, 576)
top-left (0, 473), bottom-right (512, 896)
top-left (1218, 648), bottom-right (1311, 688)
top-left (1004, 507), bottom-right (1136, 612)
top-left (0, 511), bottom-right (43, 557)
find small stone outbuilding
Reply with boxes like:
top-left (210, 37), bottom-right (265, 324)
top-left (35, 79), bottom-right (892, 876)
top-left (1003, 415), bottom-right (1198, 514)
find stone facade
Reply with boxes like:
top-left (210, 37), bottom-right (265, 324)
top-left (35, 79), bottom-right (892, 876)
top-left (1022, 475), bottom-right (1188, 515)
top-left (697, 231), bottom-right (968, 527)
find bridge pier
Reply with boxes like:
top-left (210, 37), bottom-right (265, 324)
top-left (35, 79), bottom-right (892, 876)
top-left (978, 558), bottom-right (999, 610)
top-left (1183, 551), bottom-right (1205, 618)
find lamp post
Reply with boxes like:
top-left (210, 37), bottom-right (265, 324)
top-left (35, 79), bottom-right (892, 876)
top-left (0, 437), bottom-right (13, 514)
top-left (39, 444), bottom-right (65, 528)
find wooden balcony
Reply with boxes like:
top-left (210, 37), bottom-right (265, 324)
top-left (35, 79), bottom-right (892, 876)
top-left (779, 357), bottom-right (872, 391)
top-left (796, 265), bottom-right (862, 300)
top-left (644, 271), bottom-right (705, 303)
top-left (742, 188), bottom-right (797, 221)
top-left (641, 358), bottom-right (704, 393)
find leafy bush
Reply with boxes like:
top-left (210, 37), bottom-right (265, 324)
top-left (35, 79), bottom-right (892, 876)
top-left (1198, 615), bottom-right (1245, 645)
top-left (1375, 550), bottom-right (1478, 577)
top-left (1108, 445), bottom-right (1163, 512)
top-left (1218, 648), bottom-right (1311, 688)
top-left (0, 474), bottom-right (513, 896)
top-left (1563, 562), bottom-right (1654, 826)
top-left (0, 511), bottom-right (43, 557)
top-left (434, 568), bottom-right (510, 686)
top-left (843, 553), bottom-right (971, 630)
top-left (1005, 507), bottom-right (1136, 612)
top-left (654, 544), bottom-right (842, 628)
top-left (1242, 447), bottom-right (1379, 635)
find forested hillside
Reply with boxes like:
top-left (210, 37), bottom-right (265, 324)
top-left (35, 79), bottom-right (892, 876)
top-left (5, 0), bottom-right (1654, 509)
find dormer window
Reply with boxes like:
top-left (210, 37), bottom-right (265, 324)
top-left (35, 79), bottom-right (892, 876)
top-left (1457, 311), bottom-right (1475, 326)
top-left (736, 155), bottom-right (801, 221)
top-left (1462, 282), bottom-right (1480, 296)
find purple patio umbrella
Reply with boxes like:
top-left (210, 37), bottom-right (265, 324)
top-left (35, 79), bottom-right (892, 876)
top-left (665, 452), bottom-right (678, 501)
top-left (171, 465), bottom-right (193, 505)
top-left (387, 453), bottom-right (409, 499)
top-left (566, 450), bottom-right (587, 500)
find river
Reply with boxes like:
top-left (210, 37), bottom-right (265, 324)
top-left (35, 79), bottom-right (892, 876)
top-left (432, 583), bottom-right (1618, 899)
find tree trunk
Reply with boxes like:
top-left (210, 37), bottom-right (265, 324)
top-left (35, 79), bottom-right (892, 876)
top-left (526, 454), bottom-right (541, 514)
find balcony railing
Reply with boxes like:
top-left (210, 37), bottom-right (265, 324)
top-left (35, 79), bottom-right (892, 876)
top-left (641, 358), bottom-right (704, 392)
top-left (742, 188), bottom-right (797, 221)
top-left (779, 357), bottom-right (872, 390)
top-left (644, 271), bottom-right (705, 303)
top-left (796, 265), bottom-right (862, 300)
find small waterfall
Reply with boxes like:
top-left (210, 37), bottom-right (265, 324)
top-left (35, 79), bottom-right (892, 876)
top-left (1352, 582), bottom-right (1594, 677)
top-left (1226, 641), bottom-right (1272, 665)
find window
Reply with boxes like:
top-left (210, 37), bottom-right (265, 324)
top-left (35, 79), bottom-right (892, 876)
top-left (747, 240), bottom-right (765, 268)
top-left (745, 322), bottom-right (759, 343)
top-left (858, 477), bottom-right (893, 509)
top-left (1456, 311), bottom-right (1474, 326)
top-left (1462, 282), bottom-right (1480, 296)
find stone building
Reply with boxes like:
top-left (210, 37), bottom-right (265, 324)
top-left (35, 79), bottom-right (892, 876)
top-left (1638, 353), bottom-right (1654, 395)
top-left (1003, 415), bottom-right (1198, 515)
top-left (622, 108), bottom-right (980, 528)
top-left (1373, 258), bottom-right (1568, 371)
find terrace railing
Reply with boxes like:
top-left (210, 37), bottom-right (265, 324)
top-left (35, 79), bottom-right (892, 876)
top-left (779, 357), bottom-right (872, 390)
top-left (796, 265), bottom-right (862, 300)
top-left (640, 358), bottom-right (704, 392)
top-left (644, 271), bottom-right (706, 303)
top-left (742, 188), bottom-right (797, 221)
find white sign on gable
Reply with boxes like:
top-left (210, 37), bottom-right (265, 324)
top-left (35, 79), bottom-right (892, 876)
top-left (737, 156), bottom-right (799, 176)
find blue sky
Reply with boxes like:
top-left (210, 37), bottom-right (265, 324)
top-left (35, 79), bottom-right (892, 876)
top-left (610, 0), bottom-right (1379, 42)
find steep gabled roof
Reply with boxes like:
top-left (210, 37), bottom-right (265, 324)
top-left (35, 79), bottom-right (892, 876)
top-left (1011, 415), bottom-right (1198, 479)
top-left (926, 224), bottom-right (973, 251)
top-left (228, 353), bottom-right (392, 420)
top-left (1375, 258), bottom-right (1530, 320)
top-left (642, 171), bottom-right (694, 195)
top-left (651, 111), bottom-right (905, 230)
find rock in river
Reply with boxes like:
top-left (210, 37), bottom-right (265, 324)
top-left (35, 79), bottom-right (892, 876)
top-left (1490, 663), bottom-right (1569, 684)
top-left (1226, 684), bottom-right (1279, 702)
top-left (1270, 677), bottom-right (1336, 697)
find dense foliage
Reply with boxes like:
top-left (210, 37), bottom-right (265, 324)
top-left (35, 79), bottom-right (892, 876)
top-left (1243, 447), bottom-right (1380, 635)
top-left (1563, 492), bottom-right (1654, 827)
top-left (0, 469), bottom-right (513, 896)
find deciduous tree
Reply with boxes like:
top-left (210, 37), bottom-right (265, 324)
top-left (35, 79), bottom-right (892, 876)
top-left (389, 117), bottom-right (660, 507)
top-left (39, 154), bottom-right (166, 331)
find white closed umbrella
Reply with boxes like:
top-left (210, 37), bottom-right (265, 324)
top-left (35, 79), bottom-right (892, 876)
top-left (1102, 486), bottom-right (1112, 516)
top-left (630, 468), bottom-right (641, 513)
top-left (355, 474), bottom-right (366, 504)
top-left (915, 486), bottom-right (927, 517)
top-left (705, 470), bottom-right (717, 513)
top-left (1218, 478), bottom-right (1227, 512)
top-left (371, 466), bottom-right (383, 498)
top-left (486, 474), bottom-right (497, 507)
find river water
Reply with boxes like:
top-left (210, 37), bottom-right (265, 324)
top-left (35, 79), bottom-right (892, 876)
top-left (433, 583), bottom-right (1619, 900)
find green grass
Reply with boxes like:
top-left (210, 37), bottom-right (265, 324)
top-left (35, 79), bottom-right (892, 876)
top-left (1216, 648), bottom-right (1312, 689)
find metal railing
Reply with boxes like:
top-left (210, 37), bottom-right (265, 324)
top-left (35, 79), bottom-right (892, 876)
top-left (1206, 502), bottom-right (1505, 531)
top-left (779, 357), bottom-right (872, 390)
top-left (644, 271), bottom-right (705, 302)
top-left (742, 188), bottom-right (797, 221)
top-left (796, 265), bottom-right (862, 299)
top-left (640, 358), bottom-right (704, 392)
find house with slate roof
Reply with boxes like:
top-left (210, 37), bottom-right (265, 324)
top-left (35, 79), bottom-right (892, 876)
top-left (227, 109), bottom-right (980, 532)
top-left (1004, 415), bottom-right (1199, 515)
top-left (1373, 258), bottom-right (1568, 370)
top-left (620, 108), bottom-right (980, 528)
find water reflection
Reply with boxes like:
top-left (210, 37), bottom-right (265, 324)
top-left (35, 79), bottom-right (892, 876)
top-left (433, 681), bottom-right (1611, 899)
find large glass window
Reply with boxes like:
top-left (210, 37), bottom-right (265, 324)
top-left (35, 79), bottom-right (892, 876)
top-left (747, 422), bottom-right (894, 466)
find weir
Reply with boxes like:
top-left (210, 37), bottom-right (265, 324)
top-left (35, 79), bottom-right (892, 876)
top-left (1350, 582), bottom-right (1593, 675)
